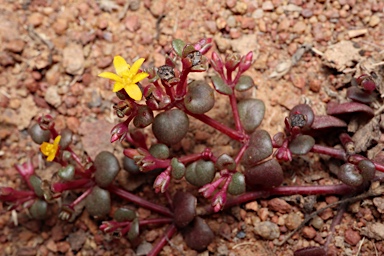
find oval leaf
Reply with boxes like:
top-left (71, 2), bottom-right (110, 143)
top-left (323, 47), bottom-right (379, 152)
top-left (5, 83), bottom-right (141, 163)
top-left (172, 39), bottom-right (186, 57)
top-left (211, 75), bottom-right (232, 95)
top-left (245, 159), bottom-right (283, 188)
top-left (289, 135), bottom-right (315, 155)
top-left (311, 115), bottom-right (347, 130)
top-left (238, 99), bottom-right (265, 133)
top-left (235, 75), bottom-right (255, 92)
top-left (327, 102), bottom-right (374, 117)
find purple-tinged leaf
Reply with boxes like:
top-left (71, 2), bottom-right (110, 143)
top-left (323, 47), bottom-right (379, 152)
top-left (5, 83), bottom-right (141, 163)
top-left (211, 75), bottom-right (232, 95)
top-left (311, 115), bottom-right (347, 130)
top-left (294, 246), bottom-right (326, 256)
top-left (235, 75), bottom-right (255, 92)
top-left (327, 102), bottom-right (374, 117)
top-left (346, 87), bottom-right (374, 104)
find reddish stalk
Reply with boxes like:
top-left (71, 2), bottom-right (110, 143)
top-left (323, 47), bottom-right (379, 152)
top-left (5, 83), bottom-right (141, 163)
top-left (198, 184), bottom-right (355, 215)
top-left (229, 93), bottom-right (244, 133)
top-left (109, 185), bottom-right (173, 218)
top-left (311, 144), bottom-right (347, 161)
top-left (147, 224), bottom-right (178, 256)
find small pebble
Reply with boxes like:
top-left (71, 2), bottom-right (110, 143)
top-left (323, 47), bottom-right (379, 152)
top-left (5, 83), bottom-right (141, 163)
top-left (345, 228), bottom-right (361, 245)
top-left (302, 226), bottom-right (316, 239)
top-left (254, 221), bottom-right (280, 240)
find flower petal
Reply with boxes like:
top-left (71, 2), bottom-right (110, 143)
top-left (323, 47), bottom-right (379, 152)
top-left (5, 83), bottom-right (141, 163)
top-left (132, 72), bottom-right (149, 84)
top-left (129, 58), bottom-right (145, 77)
top-left (40, 142), bottom-right (50, 156)
top-left (113, 82), bottom-right (125, 92)
top-left (98, 72), bottom-right (122, 82)
top-left (54, 135), bottom-right (61, 146)
top-left (47, 152), bottom-right (55, 162)
top-left (114, 56), bottom-right (130, 76)
top-left (125, 84), bottom-right (142, 101)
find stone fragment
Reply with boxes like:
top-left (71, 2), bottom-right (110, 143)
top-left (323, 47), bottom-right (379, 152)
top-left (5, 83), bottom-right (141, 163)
top-left (369, 15), bottom-right (380, 27)
top-left (285, 212), bottom-right (302, 230)
top-left (53, 18), bottom-right (68, 35)
top-left (125, 15), bottom-right (141, 32)
top-left (262, 1), bottom-right (274, 11)
top-left (4, 39), bottom-right (25, 53)
top-left (62, 43), bottom-right (84, 75)
top-left (254, 221), bottom-right (280, 240)
top-left (268, 198), bottom-right (292, 213)
top-left (302, 226), bottom-right (316, 239)
top-left (45, 86), bottom-right (62, 108)
top-left (28, 13), bottom-right (44, 27)
top-left (345, 228), bottom-right (361, 245)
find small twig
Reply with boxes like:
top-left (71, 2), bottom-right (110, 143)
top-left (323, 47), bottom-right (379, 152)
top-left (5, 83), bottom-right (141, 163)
top-left (277, 185), bottom-right (383, 246)
top-left (155, 15), bottom-right (166, 41)
top-left (374, 104), bottom-right (384, 116)
top-left (165, 233), bottom-right (185, 256)
top-left (118, 1), bottom-right (130, 21)
top-left (356, 237), bottom-right (365, 256)
top-left (311, 47), bottom-right (324, 57)
top-left (232, 242), bottom-right (255, 249)
top-left (372, 239), bottom-right (378, 256)
top-left (27, 25), bottom-right (54, 66)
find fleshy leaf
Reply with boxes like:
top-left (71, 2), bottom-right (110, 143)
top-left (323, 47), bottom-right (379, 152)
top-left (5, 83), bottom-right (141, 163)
top-left (172, 39), bottom-right (186, 57)
top-left (237, 99), bottom-right (265, 133)
top-left (289, 135), bottom-right (315, 155)
top-left (327, 102), bottom-right (374, 117)
top-left (211, 75), bottom-right (232, 95)
top-left (235, 75), bottom-right (255, 92)
top-left (311, 115), bottom-right (347, 130)
top-left (346, 87), bottom-right (375, 104)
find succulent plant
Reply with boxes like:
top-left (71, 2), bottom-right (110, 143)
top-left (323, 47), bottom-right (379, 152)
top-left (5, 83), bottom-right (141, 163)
top-left (152, 109), bottom-right (189, 145)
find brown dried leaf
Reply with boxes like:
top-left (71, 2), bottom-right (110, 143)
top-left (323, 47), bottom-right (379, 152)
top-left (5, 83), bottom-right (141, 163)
top-left (351, 116), bottom-right (381, 153)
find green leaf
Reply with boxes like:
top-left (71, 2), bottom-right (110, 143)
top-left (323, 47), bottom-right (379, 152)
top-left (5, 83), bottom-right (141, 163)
top-left (235, 75), bottom-right (255, 92)
top-left (211, 75), bottom-right (232, 95)
top-left (128, 218), bottom-right (139, 241)
top-left (172, 39), bottom-right (186, 57)
top-left (58, 165), bottom-right (75, 181)
top-left (171, 158), bottom-right (186, 180)
top-left (289, 135), bottom-right (315, 155)
top-left (182, 44), bottom-right (196, 58)
top-left (114, 208), bottom-right (136, 222)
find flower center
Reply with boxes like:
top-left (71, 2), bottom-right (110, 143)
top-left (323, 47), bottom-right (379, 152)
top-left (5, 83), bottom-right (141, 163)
top-left (122, 72), bottom-right (133, 85)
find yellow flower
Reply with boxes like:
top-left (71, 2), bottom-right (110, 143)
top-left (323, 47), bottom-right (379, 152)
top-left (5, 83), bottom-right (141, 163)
top-left (40, 136), bottom-right (61, 162)
top-left (98, 56), bottom-right (149, 101)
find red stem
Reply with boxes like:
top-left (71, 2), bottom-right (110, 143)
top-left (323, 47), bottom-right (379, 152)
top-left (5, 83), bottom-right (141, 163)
top-left (175, 67), bottom-right (190, 99)
top-left (68, 186), bottom-right (93, 208)
top-left (234, 143), bottom-right (249, 164)
top-left (109, 185), bottom-right (173, 218)
top-left (199, 184), bottom-right (355, 215)
top-left (52, 179), bottom-right (93, 193)
top-left (147, 224), bottom-right (178, 256)
top-left (185, 110), bottom-right (245, 142)
top-left (311, 144), bottom-right (347, 161)
top-left (348, 154), bottom-right (384, 173)
top-left (229, 93), bottom-right (244, 133)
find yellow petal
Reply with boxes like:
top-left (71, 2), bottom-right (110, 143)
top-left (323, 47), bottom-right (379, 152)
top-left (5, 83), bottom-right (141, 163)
top-left (129, 58), bottom-right (145, 77)
top-left (47, 152), bottom-right (55, 162)
top-left (125, 84), bottom-right (142, 101)
top-left (132, 72), bottom-right (149, 84)
top-left (113, 82), bottom-right (125, 92)
top-left (98, 72), bottom-right (122, 82)
top-left (114, 56), bottom-right (130, 76)
top-left (40, 142), bottom-right (50, 156)
top-left (54, 135), bottom-right (61, 146)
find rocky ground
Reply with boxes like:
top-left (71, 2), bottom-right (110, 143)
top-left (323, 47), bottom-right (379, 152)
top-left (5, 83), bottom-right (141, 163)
top-left (0, 0), bottom-right (384, 255)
